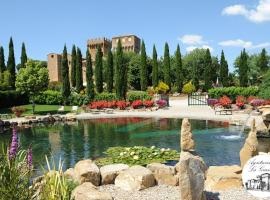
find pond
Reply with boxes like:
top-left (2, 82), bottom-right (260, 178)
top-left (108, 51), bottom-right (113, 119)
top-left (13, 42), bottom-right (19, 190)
top-left (1, 117), bottom-right (268, 174)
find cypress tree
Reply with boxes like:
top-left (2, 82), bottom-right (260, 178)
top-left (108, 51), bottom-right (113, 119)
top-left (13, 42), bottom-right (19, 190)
top-left (175, 44), bottom-right (183, 92)
top-left (86, 48), bottom-right (95, 99)
top-left (7, 37), bottom-right (16, 88)
top-left (220, 50), bottom-right (229, 87)
top-left (71, 45), bottom-right (77, 88)
top-left (258, 48), bottom-right (269, 72)
top-left (76, 48), bottom-right (83, 92)
top-left (140, 40), bottom-right (147, 91)
top-left (204, 49), bottom-right (212, 91)
top-left (95, 45), bottom-right (103, 93)
top-left (115, 40), bottom-right (127, 99)
top-left (20, 42), bottom-right (27, 69)
top-left (61, 45), bottom-right (71, 104)
top-left (239, 49), bottom-right (248, 87)
top-left (211, 57), bottom-right (219, 83)
top-left (152, 45), bottom-right (158, 87)
top-left (0, 46), bottom-right (5, 82)
top-left (106, 48), bottom-right (113, 93)
top-left (163, 42), bottom-right (171, 89)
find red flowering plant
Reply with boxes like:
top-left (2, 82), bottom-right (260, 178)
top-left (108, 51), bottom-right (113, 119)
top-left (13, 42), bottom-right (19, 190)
top-left (107, 101), bottom-right (117, 109)
top-left (116, 101), bottom-right (128, 110)
top-left (219, 96), bottom-right (232, 108)
top-left (90, 101), bottom-right (108, 109)
top-left (247, 96), bottom-right (257, 104)
top-left (143, 100), bottom-right (154, 108)
top-left (236, 96), bottom-right (246, 109)
top-left (131, 100), bottom-right (143, 109)
top-left (250, 99), bottom-right (265, 109)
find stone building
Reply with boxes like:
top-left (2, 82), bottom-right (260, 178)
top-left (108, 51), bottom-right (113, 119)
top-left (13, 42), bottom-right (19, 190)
top-left (112, 34), bottom-right (141, 53)
top-left (87, 37), bottom-right (111, 61)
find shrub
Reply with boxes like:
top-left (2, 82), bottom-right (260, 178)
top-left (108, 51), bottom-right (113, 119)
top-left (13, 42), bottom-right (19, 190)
top-left (236, 96), bottom-right (246, 109)
top-left (127, 91), bottom-right (152, 102)
top-left (94, 92), bottom-right (118, 101)
top-left (69, 93), bottom-right (90, 106)
top-left (208, 87), bottom-right (259, 100)
top-left (48, 81), bottom-right (62, 92)
top-left (107, 101), bottom-right (117, 109)
top-left (33, 90), bottom-right (63, 105)
top-left (182, 81), bottom-right (196, 94)
top-left (247, 96), bottom-right (257, 104)
top-left (131, 100), bottom-right (143, 109)
top-left (156, 99), bottom-right (167, 108)
top-left (219, 96), bottom-right (232, 108)
top-left (258, 70), bottom-right (270, 99)
top-left (144, 100), bottom-right (154, 108)
top-left (207, 98), bottom-right (219, 107)
top-left (250, 99), bottom-right (265, 107)
top-left (90, 101), bottom-right (108, 109)
top-left (116, 101), bottom-right (129, 110)
top-left (154, 81), bottom-right (169, 94)
top-left (11, 106), bottom-right (26, 117)
top-left (0, 90), bottom-right (28, 108)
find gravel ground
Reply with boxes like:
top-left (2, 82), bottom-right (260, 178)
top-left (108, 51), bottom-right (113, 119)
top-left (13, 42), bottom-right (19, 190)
top-left (99, 185), bottom-right (269, 200)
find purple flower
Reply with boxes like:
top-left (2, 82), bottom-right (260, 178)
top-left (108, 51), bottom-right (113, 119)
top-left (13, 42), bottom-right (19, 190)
top-left (27, 146), bottom-right (33, 169)
top-left (156, 99), bottom-right (167, 107)
top-left (9, 128), bottom-right (18, 160)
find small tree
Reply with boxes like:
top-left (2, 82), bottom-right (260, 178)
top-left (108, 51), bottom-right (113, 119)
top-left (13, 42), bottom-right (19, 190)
top-left (204, 49), bottom-right (212, 91)
top-left (7, 37), bottom-right (16, 88)
top-left (175, 44), bottom-right (183, 92)
top-left (106, 48), bottom-right (113, 93)
top-left (163, 42), bottom-right (171, 89)
top-left (20, 42), bottom-right (27, 69)
top-left (140, 40), bottom-right (147, 91)
top-left (16, 60), bottom-right (49, 100)
top-left (76, 48), bottom-right (83, 92)
top-left (0, 46), bottom-right (6, 83)
top-left (152, 45), bottom-right (158, 87)
top-left (86, 48), bottom-right (95, 99)
top-left (71, 45), bottom-right (77, 88)
top-left (95, 45), bottom-right (103, 93)
top-left (61, 45), bottom-right (70, 104)
top-left (220, 50), bottom-right (229, 87)
top-left (238, 49), bottom-right (249, 87)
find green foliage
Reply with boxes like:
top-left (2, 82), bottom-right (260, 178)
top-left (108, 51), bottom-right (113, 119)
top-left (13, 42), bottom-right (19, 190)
top-left (140, 40), bottom-right (147, 91)
top-left (94, 92), bottom-right (118, 101)
top-left (106, 48), bottom-right (114, 93)
top-left (236, 49), bottom-right (249, 87)
top-left (152, 45), bottom-right (159, 87)
top-left (69, 93), bottom-right (90, 106)
top-left (182, 81), bottom-right (196, 94)
top-left (20, 42), bottom-right (27, 69)
top-left (175, 44), bottom-right (183, 92)
top-left (208, 86), bottom-right (259, 100)
top-left (163, 42), bottom-right (171, 89)
top-left (1, 71), bottom-right (12, 88)
top-left (0, 46), bottom-right (5, 75)
top-left (95, 45), bottom-right (103, 93)
top-left (7, 37), bottom-right (16, 88)
top-left (258, 48), bottom-right (269, 72)
top-left (86, 49), bottom-right (95, 99)
top-left (154, 81), bottom-right (169, 94)
top-left (76, 48), bottom-right (83, 92)
top-left (220, 50), bottom-right (229, 87)
top-left (0, 90), bottom-right (28, 108)
top-left (15, 60), bottom-right (49, 100)
top-left (126, 91), bottom-right (152, 102)
top-left (33, 90), bottom-right (63, 105)
top-left (71, 45), bottom-right (77, 88)
top-left (61, 45), bottom-right (71, 103)
top-left (48, 82), bottom-right (62, 92)
top-left (127, 53), bottom-right (141, 90)
top-left (95, 146), bottom-right (179, 166)
top-left (204, 49), bottom-right (212, 91)
top-left (211, 56), bottom-right (219, 83)
top-left (258, 70), bottom-right (270, 99)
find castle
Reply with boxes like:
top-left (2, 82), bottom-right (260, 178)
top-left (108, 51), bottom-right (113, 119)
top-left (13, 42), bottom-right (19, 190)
top-left (47, 34), bottom-right (141, 84)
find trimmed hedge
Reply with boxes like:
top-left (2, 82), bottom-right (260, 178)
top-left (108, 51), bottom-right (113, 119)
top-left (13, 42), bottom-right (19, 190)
top-left (127, 91), bottom-right (152, 102)
top-left (208, 87), bottom-right (259, 100)
top-left (33, 90), bottom-right (63, 105)
top-left (0, 90), bottom-right (29, 108)
top-left (94, 92), bottom-right (118, 101)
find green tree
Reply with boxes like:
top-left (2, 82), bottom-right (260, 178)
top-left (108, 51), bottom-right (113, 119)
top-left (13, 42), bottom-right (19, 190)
top-left (106, 48), bottom-right (114, 92)
top-left (211, 57), bottom-right (219, 83)
top-left (61, 45), bottom-right (71, 104)
top-left (257, 48), bottom-right (269, 72)
top-left (20, 42), bottom-right (27, 69)
top-left (163, 42), bottom-right (171, 89)
top-left (204, 49), bottom-right (212, 90)
top-left (220, 50), bottom-right (229, 87)
top-left (95, 45), bottom-right (103, 93)
top-left (237, 49), bottom-right (249, 87)
top-left (71, 45), bottom-right (77, 88)
top-left (175, 44), bottom-right (183, 92)
top-left (140, 40), bottom-right (147, 91)
top-left (115, 40), bottom-right (127, 99)
top-left (152, 45), bottom-right (158, 87)
top-left (7, 37), bottom-right (16, 88)
top-left (86, 48), bottom-right (95, 99)
top-left (0, 46), bottom-right (6, 83)
top-left (128, 53), bottom-right (141, 90)
top-left (259, 70), bottom-right (270, 99)
top-left (15, 60), bottom-right (49, 100)
top-left (76, 48), bottom-right (83, 92)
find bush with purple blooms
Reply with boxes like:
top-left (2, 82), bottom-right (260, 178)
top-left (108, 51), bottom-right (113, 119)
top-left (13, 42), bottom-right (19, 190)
top-left (207, 98), bottom-right (219, 107)
top-left (250, 99), bottom-right (265, 108)
top-left (0, 128), bottom-right (33, 200)
top-left (156, 99), bottom-right (167, 108)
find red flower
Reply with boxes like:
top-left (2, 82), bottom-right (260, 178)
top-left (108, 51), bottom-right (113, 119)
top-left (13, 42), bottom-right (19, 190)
top-left (116, 101), bottom-right (128, 110)
top-left (143, 100), bottom-right (154, 108)
top-left (236, 96), bottom-right (246, 108)
top-left (131, 100), bottom-right (143, 109)
top-left (219, 96), bottom-right (232, 107)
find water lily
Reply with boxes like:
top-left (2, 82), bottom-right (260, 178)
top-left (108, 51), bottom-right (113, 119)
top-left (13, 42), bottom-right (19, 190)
top-left (130, 151), bottom-right (135, 156)
top-left (151, 146), bottom-right (155, 149)
top-left (133, 155), bottom-right (139, 160)
top-left (161, 148), bottom-right (165, 152)
top-left (119, 152), bottom-right (124, 156)
top-left (125, 147), bottom-right (130, 151)
top-left (166, 148), bottom-right (171, 151)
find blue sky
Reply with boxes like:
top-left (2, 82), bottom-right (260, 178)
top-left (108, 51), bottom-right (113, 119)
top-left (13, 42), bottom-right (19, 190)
top-left (0, 0), bottom-right (269, 71)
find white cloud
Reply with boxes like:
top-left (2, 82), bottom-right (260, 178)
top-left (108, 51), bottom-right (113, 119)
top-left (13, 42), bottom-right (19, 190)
top-left (219, 39), bottom-right (270, 49)
top-left (186, 45), bottom-right (214, 52)
top-left (178, 34), bottom-right (205, 45)
top-left (222, 0), bottom-right (270, 23)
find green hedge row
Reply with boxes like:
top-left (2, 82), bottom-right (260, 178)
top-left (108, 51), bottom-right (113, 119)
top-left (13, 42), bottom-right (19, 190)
top-left (0, 90), bottom-right (29, 108)
top-left (33, 90), bottom-right (63, 105)
top-left (208, 87), bottom-right (259, 100)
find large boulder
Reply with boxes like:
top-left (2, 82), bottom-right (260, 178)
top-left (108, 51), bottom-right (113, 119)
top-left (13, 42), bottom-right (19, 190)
top-left (179, 151), bottom-right (207, 200)
top-left (64, 168), bottom-right (76, 180)
top-left (205, 165), bottom-right (242, 191)
top-left (240, 119), bottom-right (258, 168)
top-left (71, 182), bottom-right (113, 200)
top-left (100, 164), bottom-right (129, 185)
top-left (181, 118), bottom-right (195, 151)
top-left (74, 159), bottom-right (100, 186)
top-left (115, 165), bottom-right (155, 191)
top-left (147, 163), bottom-right (178, 186)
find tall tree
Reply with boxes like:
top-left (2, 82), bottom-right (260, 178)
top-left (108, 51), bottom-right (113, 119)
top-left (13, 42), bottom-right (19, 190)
top-left (220, 50), bottom-right (229, 87)
top-left (152, 45), bottom-right (158, 87)
top-left (211, 57), bottom-right (219, 83)
top-left (71, 45), bottom-right (77, 88)
top-left (20, 42), bottom-right (27, 69)
top-left (95, 45), bottom-right (103, 93)
top-left (258, 48), bottom-right (269, 72)
top-left (7, 37), bottom-right (16, 88)
top-left (61, 45), bottom-right (71, 104)
top-left (106, 48), bottom-right (113, 92)
top-left (140, 40), bottom-right (147, 91)
top-left (115, 40), bottom-right (127, 99)
top-left (163, 42), bottom-right (171, 89)
top-left (238, 49), bottom-right (249, 87)
top-left (204, 49), bottom-right (212, 91)
top-left (0, 46), bottom-right (5, 82)
top-left (86, 48), bottom-right (95, 99)
top-left (76, 48), bottom-right (83, 92)
top-left (175, 44), bottom-right (183, 92)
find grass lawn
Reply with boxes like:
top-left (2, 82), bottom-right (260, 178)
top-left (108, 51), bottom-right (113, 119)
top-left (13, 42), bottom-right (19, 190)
top-left (0, 104), bottom-right (73, 117)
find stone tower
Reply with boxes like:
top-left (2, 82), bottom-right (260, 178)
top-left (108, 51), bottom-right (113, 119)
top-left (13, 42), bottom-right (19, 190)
top-left (87, 37), bottom-right (112, 61)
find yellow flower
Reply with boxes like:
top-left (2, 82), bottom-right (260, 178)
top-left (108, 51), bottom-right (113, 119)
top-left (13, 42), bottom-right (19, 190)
top-left (133, 155), bottom-right (139, 160)
top-left (130, 151), bottom-right (135, 156)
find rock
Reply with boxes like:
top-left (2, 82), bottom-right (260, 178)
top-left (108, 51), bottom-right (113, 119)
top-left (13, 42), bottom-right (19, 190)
top-left (64, 168), bottom-right (76, 180)
top-left (240, 119), bottom-right (258, 168)
top-left (115, 165), bottom-right (155, 191)
top-left (147, 163), bottom-right (178, 186)
top-left (205, 165), bottom-right (242, 191)
top-left (181, 118), bottom-right (195, 151)
top-left (179, 151), bottom-right (207, 200)
top-left (71, 182), bottom-right (113, 200)
top-left (74, 159), bottom-right (100, 186)
top-left (100, 164), bottom-right (129, 185)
